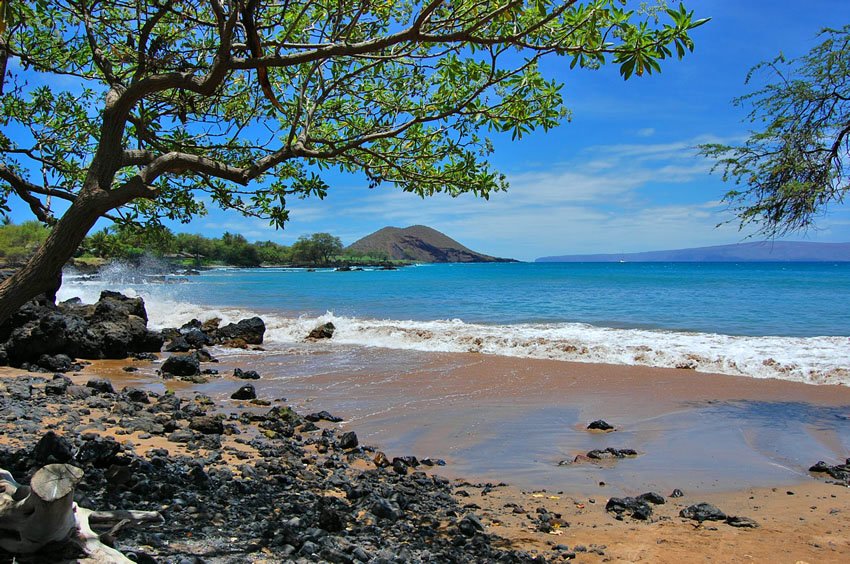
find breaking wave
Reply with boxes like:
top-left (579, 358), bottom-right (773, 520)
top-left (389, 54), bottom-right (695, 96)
top-left (57, 275), bottom-right (850, 386)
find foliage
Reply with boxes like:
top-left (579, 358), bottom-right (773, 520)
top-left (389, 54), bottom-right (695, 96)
top-left (290, 232), bottom-right (343, 265)
top-left (0, 221), bottom-right (48, 264)
top-left (76, 227), bottom-right (374, 267)
top-left (700, 25), bottom-right (850, 236)
top-left (0, 1), bottom-right (707, 319)
top-left (0, 1), bottom-right (707, 230)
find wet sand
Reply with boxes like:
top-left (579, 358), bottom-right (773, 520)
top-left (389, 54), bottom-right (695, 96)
top-left (13, 347), bottom-right (850, 562)
top-left (104, 346), bottom-right (850, 496)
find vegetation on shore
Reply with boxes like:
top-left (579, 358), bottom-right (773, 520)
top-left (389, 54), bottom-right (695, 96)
top-left (0, 222), bottom-right (402, 269)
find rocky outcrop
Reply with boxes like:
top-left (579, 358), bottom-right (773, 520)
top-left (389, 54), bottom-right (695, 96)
top-left (0, 291), bottom-right (163, 369)
top-left (161, 316), bottom-right (266, 351)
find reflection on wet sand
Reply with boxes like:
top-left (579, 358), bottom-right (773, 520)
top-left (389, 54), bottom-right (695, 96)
top-left (75, 345), bottom-right (850, 496)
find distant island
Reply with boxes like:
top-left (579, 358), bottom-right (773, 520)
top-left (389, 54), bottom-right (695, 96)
top-left (536, 241), bottom-right (850, 262)
top-left (349, 225), bottom-right (516, 263)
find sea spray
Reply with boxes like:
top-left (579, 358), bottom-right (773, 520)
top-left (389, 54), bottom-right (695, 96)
top-left (56, 263), bottom-right (850, 386)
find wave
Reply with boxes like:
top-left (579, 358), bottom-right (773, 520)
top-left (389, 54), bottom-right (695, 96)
top-left (56, 280), bottom-right (850, 386)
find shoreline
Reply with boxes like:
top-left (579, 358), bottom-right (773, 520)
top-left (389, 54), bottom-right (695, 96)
top-left (61, 349), bottom-right (850, 495)
top-left (3, 347), bottom-right (850, 562)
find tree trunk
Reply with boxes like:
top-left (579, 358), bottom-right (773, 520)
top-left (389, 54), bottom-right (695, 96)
top-left (0, 190), bottom-right (117, 324)
top-left (0, 464), bottom-right (162, 562)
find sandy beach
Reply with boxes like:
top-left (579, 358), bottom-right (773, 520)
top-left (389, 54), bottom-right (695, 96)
top-left (10, 346), bottom-right (847, 562)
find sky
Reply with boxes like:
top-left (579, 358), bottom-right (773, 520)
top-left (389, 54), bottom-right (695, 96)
top-left (8, 1), bottom-right (850, 261)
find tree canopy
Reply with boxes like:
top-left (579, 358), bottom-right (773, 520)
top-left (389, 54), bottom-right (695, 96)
top-left (700, 25), bottom-right (850, 236)
top-left (0, 1), bottom-right (706, 320)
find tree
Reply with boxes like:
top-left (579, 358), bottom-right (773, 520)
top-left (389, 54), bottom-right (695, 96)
top-left (700, 25), bottom-right (850, 236)
top-left (291, 232), bottom-right (343, 265)
top-left (0, 1), bottom-right (707, 321)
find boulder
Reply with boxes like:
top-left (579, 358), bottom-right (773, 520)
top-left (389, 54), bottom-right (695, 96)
top-left (307, 322), bottom-right (335, 340)
top-left (161, 354), bottom-right (200, 377)
top-left (165, 336), bottom-right (191, 352)
top-left (725, 515), bottom-right (759, 528)
top-left (183, 329), bottom-right (210, 349)
top-left (231, 384), bottom-right (257, 401)
top-left (77, 436), bottom-right (122, 467)
top-left (45, 374), bottom-right (72, 396)
top-left (0, 290), bottom-right (163, 367)
top-left (458, 514), bottom-right (485, 536)
top-left (338, 431), bottom-right (358, 449)
top-left (637, 492), bottom-right (665, 505)
top-left (189, 415), bottom-right (224, 435)
top-left (679, 503), bottom-right (727, 522)
top-left (36, 353), bottom-right (76, 373)
top-left (586, 447), bottom-right (638, 460)
top-left (305, 410), bottom-right (343, 423)
top-left (809, 459), bottom-right (850, 484)
top-left (233, 368), bottom-right (261, 380)
top-left (85, 378), bottom-right (115, 395)
top-left (587, 419), bottom-right (615, 431)
top-left (605, 497), bottom-right (652, 520)
top-left (32, 431), bottom-right (74, 464)
top-left (214, 317), bottom-right (265, 345)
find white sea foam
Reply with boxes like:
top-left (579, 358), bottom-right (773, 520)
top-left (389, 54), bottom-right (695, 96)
top-left (57, 277), bottom-right (850, 386)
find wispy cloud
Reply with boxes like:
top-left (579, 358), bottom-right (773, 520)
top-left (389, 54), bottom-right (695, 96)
top-left (180, 133), bottom-right (849, 260)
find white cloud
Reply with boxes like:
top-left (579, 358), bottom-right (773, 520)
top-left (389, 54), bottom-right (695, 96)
top-left (182, 133), bottom-right (850, 260)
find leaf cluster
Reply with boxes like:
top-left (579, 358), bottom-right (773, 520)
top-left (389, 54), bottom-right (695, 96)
top-left (700, 25), bottom-right (850, 236)
top-left (0, 1), bottom-right (707, 232)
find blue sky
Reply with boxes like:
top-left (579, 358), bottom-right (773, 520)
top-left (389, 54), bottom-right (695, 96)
top-left (8, 1), bottom-right (850, 261)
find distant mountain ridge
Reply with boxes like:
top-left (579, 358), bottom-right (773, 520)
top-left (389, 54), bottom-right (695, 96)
top-left (536, 241), bottom-right (850, 263)
top-left (348, 225), bottom-right (515, 263)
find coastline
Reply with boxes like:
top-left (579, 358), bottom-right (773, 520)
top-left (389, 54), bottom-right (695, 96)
top-left (60, 349), bottom-right (850, 495)
top-left (4, 351), bottom-right (850, 562)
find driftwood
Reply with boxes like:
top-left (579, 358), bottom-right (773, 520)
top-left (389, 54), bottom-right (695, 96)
top-left (0, 464), bottom-right (162, 562)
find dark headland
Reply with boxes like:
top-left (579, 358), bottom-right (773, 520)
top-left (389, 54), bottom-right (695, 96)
top-left (536, 241), bottom-right (850, 262)
top-left (348, 225), bottom-right (516, 263)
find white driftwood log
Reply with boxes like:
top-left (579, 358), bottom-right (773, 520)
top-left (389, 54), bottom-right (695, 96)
top-left (0, 464), bottom-right (162, 562)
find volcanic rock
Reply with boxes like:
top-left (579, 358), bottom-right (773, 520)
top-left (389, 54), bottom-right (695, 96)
top-left (679, 503), bottom-right (727, 522)
top-left (231, 384), bottom-right (257, 401)
top-left (307, 322), bottom-right (335, 340)
top-left (161, 354), bottom-right (200, 377)
top-left (587, 419), bottom-right (615, 431)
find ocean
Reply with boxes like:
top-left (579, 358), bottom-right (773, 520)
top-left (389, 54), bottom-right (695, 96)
top-left (60, 261), bottom-right (850, 386)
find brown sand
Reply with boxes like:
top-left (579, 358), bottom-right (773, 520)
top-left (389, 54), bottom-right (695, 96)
top-left (5, 351), bottom-right (850, 562)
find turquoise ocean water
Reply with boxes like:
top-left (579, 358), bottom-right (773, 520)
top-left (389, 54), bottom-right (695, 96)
top-left (61, 262), bottom-right (850, 384)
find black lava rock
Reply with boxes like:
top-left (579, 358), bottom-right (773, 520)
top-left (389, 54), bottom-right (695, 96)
top-left (725, 515), bottom-right (759, 528)
top-left (233, 368), bottom-right (261, 380)
top-left (231, 384), bottom-right (257, 401)
top-left (605, 497), bottom-right (652, 520)
top-left (86, 377), bottom-right (115, 394)
top-left (214, 317), bottom-right (265, 345)
top-left (458, 514), bottom-right (486, 536)
top-left (45, 374), bottom-right (71, 395)
top-left (77, 436), bottom-right (122, 467)
top-left (587, 419), bottom-right (615, 431)
top-left (587, 447), bottom-right (638, 460)
top-left (305, 410), bottom-right (343, 423)
top-left (307, 322), bottom-right (335, 340)
top-left (809, 459), bottom-right (850, 484)
top-left (189, 415), bottom-right (224, 435)
top-left (161, 354), bottom-right (200, 377)
top-left (338, 431), bottom-right (358, 449)
top-left (679, 503), bottom-right (727, 522)
top-left (33, 431), bottom-right (74, 464)
top-left (637, 492), bottom-right (665, 505)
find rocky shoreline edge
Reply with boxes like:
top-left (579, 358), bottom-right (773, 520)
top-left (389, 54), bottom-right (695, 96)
top-left (2, 291), bottom-right (849, 563)
top-left (0, 367), bottom-right (557, 563)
